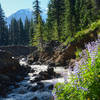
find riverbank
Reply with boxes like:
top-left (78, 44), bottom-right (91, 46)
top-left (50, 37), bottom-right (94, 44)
top-left (0, 58), bottom-right (69, 100)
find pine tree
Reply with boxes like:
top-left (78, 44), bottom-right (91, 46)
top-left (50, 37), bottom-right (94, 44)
top-left (46, 0), bottom-right (58, 41)
top-left (9, 17), bottom-right (30, 46)
top-left (46, 0), bottom-right (61, 41)
top-left (33, 14), bottom-right (44, 50)
top-left (29, 18), bottom-right (34, 46)
top-left (95, 0), bottom-right (100, 10)
top-left (65, 0), bottom-right (76, 37)
top-left (46, 0), bottom-right (67, 41)
top-left (64, 0), bottom-right (98, 38)
top-left (32, 0), bottom-right (44, 50)
top-left (24, 17), bottom-right (30, 45)
top-left (9, 18), bottom-right (19, 45)
top-left (0, 4), bottom-right (8, 46)
top-left (54, 0), bottom-right (67, 41)
top-left (18, 18), bottom-right (24, 45)
top-left (46, 0), bottom-right (98, 42)
top-left (78, 0), bottom-right (97, 29)
top-left (33, 0), bottom-right (41, 24)
top-left (95, 0), bottom-right (100, 19)
top-left (41, 21), bottom-right (49, 42)
top-left (74, 0), bottom-right (81, 31)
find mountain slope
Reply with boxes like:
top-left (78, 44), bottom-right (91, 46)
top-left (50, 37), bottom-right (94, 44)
top-left (6, 8), bottom-right (47, 26)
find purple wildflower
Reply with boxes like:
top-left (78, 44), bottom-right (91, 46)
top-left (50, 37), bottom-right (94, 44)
top-left (52, 91), bottom-right (57, 100)
top-left (80, 86), bottom-right (88, 91)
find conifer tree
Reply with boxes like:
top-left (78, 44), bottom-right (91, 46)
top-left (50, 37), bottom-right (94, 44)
top-left (95, 0), bottom-right (100, 19)
top-left (33, 0), bottom-right (41, 24)
top-left (18, 18), bottom-right (24, 45)
top-left (55, 0), bottom-right (67, 41)
top-left (29, 19), bottom-right (34, 46)
top-left (46, 0), bottom-right (58, 41)
top-left (9, 17), bottom-right (31, 46)
top-left (65, 0), bottom-right (76, 37)
top-left (24, 17), bottom-right (30, 45)
top-left (33, 0), bottom-right (44, 50)
top-left (47, 0), bottom-right (98, 42)
top-left (33, 14), bottom-right (44, 50)
top-left (9, 18), bottom-right (19, 45)
top-left (47, 0), bottom-right (67, 41)
top-left (78, 0), bottom-right (97, 29)
top-left (95, 0), bottom-right (100, 10)
top-left (0, 4), bottom-right (8, 46)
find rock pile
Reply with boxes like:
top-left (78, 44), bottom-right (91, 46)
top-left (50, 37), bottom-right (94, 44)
top-left (0, 50), bottom-right (30, 96)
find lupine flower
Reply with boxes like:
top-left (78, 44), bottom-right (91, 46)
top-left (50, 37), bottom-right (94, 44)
top-left (61, 72), bottom-right (68, 84)
top-left (86, 39), bottom-right (99, 66)
top-left (53, 39), bottom-right (100, 99)
top-left (52, 91), bottom-right (57, 100)
top-left (72, 39), bottom-right (100, 92)
top-left (80, 86), bottom-right (88, 91)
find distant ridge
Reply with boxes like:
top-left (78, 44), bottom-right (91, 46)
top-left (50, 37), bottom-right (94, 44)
top-left (6, 8), bottom-right (47, 26)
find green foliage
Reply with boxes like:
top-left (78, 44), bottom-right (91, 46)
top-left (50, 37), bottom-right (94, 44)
top-left (78, 0), bottom-right (97, 30)
top-left (18, 18), bottom-right (24, 45)
top-left (0, 4), bottom-right (9, 46)
top-left (64, 20), bottom-right (100, 45)
top-left (29, 19), bottom-right (34, 46)
top-left (63, 36), bottom-right (74, 46)
top-left (9, 18), bottom-right (19, 45)
top-left (46, 0), bottom-right (99, 42)
top-left (76, 20), bottom-right (100, 38)
top-left (24, 17), bottom-right (30, 45)
top-left (46, 0), bottom-right (66, 41)
top-left (33, 0), bottom-right (41, 24)
top-left (54, 41), bottom-right (100, 100)
top-left (32, 0), bottom-right (45, 51)
top-left (65, 0), bottom-right (76, 37)
top-left (8, 17), bottom-right (30, 46)
top-left (33, 14), bottom-right (44, 51)
top-left (1, 0), bottom-right (100, 46)
top-left (75, 48), bottom-right (82, 58)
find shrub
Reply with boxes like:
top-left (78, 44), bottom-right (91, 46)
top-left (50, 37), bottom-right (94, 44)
top-left (53, 40), bottom-right (100, 100)
top-left (75, 48), bottom-right (82, 58)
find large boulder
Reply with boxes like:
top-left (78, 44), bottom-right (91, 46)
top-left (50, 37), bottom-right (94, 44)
top-left (27, 40), bottom-right (60, 65)
top-left (30, 67), bottom-right (56, 83)
top-left (0, 50), bottom-right (19, 95)
top-left (0, 74), bottom-right (11, 96)
top-left (27, 50), bottom-right (39, 65)
top-left (44, 40), bottom-right (60, 55)
top-left (0, 50), bottom-right (31, 96)
top-left (27, 29), bottom-right (98, 66)
top-left (0, 50), bottom-right (20, 74)
top-left (50, 28), bottom-right (98, 66)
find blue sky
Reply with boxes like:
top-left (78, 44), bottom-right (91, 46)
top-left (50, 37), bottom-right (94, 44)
top-left (0, 0), bottom-right (49, 17)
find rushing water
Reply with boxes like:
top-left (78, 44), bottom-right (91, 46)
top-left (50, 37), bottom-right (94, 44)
top-left (0, 58), bottom-right (69, 100)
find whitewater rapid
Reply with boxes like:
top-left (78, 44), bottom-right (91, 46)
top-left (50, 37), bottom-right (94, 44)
top-left (0, 59), bottom-right (69, 100)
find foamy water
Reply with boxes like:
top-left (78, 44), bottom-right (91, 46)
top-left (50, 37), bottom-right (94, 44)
top-left (1, 59), bottom-right (70, 100)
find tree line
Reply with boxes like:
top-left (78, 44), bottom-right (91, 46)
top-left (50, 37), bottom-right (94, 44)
top-left (31, 0), bottom-right (100, 50)
top-left (46, 0), bottom-right (100, 42)
top-left (0, 0), bottom-right (100, 49)
top-left (0, 4), bottom-right (34, 46)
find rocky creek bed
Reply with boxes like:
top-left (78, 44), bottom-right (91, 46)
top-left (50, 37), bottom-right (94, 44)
top-left (1, 38), bottom-right (95, 100)
top-left (0, 25), bottom-right (99, 100)
top-left (0, 57), bottom-right (69, 100)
